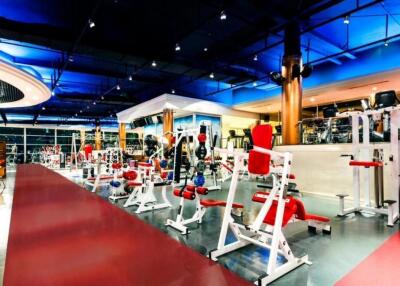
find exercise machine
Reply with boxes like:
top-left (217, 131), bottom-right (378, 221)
top-left (337, 93), bottom-right (400, 226)
top-left (209, 125), bottom-right (330, 286)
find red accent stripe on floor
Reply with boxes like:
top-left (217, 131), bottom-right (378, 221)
top-left (335, 232), bottom-right (400, 286)
top-left (4, 165), bottom-right (251, 286)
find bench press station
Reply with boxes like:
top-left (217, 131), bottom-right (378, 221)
top-left (209, 125), bottom-right (330, 286)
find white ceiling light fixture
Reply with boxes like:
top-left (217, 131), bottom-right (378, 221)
top-left (253, 81), bottom-right (257, 87)
top-left (220, 10), bottom-right (227, 20)
top-left (175, 43), bottom-right (181, 52)
top-left (253, 54), bottom-right (258, 61)
top-left (128, 75), bottom-right (133, 81)
top-left (171, 89), bottom-right (175, 94)
top-left (209, 72), bottom-right (215, 79)
top-left (203, 47), bottom-right (208, 52)
top-left (0, 60), bottom-right (51, 108)
top-left (42, 106), bottom-right (46, 110)
top-left (310, 97), bottom-right (316, 102)
top-left (343, 15), bottom-right (350, 24)
top-left (88, 19), bottom-right (95, 28)
top-left (384, 40), bottom-right (389, 47)
top-left (116, 84), bottom-right (121, 90)
top-left (151, 60), bottom-right (157, 67)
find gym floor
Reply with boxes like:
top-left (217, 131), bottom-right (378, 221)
top-left (63, 171), bottom-right (396, 285)
top-left (0, 170), bottom-right (396, 285)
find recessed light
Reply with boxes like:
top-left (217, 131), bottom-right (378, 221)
top-left (88, 19), bottom-right (95, 28)
top-left (220, 10), bottom-right (227, 20)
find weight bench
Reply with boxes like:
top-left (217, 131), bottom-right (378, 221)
top-left (252, 191), bottom-right (331, 234)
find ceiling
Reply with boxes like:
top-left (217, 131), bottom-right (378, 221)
top-left (0, 0), bottom-right (399, 126)
top-left (234, 68), bottom-right (400, 113)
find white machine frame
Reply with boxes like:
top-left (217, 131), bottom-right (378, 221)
top-left (337, 106), bottom-right (400, 226)
top-left (209, 146), bottom-right (310, 286)
top-left (123, 164), bottom-right (172, 213)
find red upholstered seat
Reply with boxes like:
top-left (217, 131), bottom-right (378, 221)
top-left (126, 181), bottom-right (142, 187)
top-left (349, 161), bottom-right (383, 168)
top-left (200, 199), bottom-right (244, 209)
top-left (138, 162), bottom-right (152, 167)
top-left (252, 191), bottom-right (330, 226)
top-left (248, 125), bottom-right (273, 175)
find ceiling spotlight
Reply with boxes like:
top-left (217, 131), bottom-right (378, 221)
top-left (88, 19), bottom-right (95, 28)
top-left (253, 54), bottom-right (258, 61)
top-left (171, 89), bottom-right (175, 94)
top-left (220, 10), bottom-right (227, 20)
top-left (310, 97), bottom-right (316, 102)
top-left (252, 81), bottom-right (257, 87)
top-left (269, 71), bottom-right (286, 86)
top-left (384, 40), bottom-right (389, 47)
top-left (151, 60), bottom-right (157, 67)
top-left (116, 84), bottom-right (121, 90)
top-left (51, 91), bottom-right (55, 96)
top-left (93, 101), bottom-right (96, 105)
top-left (209, 72), bottom-right (215, 79)
top-left (75, 113), bottom-right (78, 117)
top-left (101, 96), bottom-right (105, 100)
top-left (80, 110), bottom-right (83, 113)
top-left (68, 55), bottom-right (74, 62)
top-left (128, 75), bottom-right (133, 81)
top-left (42, 106), bottom-right (46, 110)
top-left (204, 47), bottom-right (208, 52)
top-left (175, 43), bottom-right (181, 52)
top-left (343, 15), bottom-right (350, 24)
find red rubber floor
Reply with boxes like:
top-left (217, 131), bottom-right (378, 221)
top-left (335, 231), bottom-right (400, 286)
top-left (3, 165), bottom-right (251, 286)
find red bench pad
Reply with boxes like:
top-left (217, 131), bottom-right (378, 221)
top-left (200, 199), bottom-right (244, 209)
top-left (252, 191), bottom-right (330, 226)
top-left (126, 181), bottom-right (142, 187)
top-left (349, 161), bottom-right (383, 167)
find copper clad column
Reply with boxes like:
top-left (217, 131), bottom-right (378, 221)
top-left (95, 126), bottom-right (102, 150)
top-left (119, 123), bottom-right (126, 151)
top-left (163, 109), bottom-right (173, 147)
top-left (281, 22), bottom-right (302, 145)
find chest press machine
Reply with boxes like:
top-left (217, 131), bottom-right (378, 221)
top-left (209, 125), bottom-right (330, 286)
top-left (337, 106), bottom-right (400, 226)
top-left (166, 125), bottom-right (243, 235)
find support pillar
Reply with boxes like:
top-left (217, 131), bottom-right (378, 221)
top-left (281, 22), bottom-right (302, 145)
top-left (95, 126), bottom-right (102, 150)
top-left (80, 129), bottom-right (86, 149)
top-left (163, 109), bottom-right (174, 147)
top-left (119, 123), bottom-right (126, 151)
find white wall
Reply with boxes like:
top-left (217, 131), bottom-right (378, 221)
top-left (274, 144), bottom-right (396, 202)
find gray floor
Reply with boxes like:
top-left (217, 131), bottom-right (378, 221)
top-left (1, 169), bottom-right (397, 286)
top-left (75, 175), bottom-right (397, 286)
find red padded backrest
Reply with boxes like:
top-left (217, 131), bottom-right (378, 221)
top-left (248, 124), bottom-right (273, 175)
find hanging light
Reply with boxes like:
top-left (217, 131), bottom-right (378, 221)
top-left (116, 84), bottom-right (121, 90)
top-left (128, 75), bottom-right (133, 81)
top-left (253, 54), bottom-right (258, 61)
top-left (384, 40), bottom-right (389, 47)
top-left (93, 101), bottom-right (96, 105)
top-left (175, 43), bottom-right (181, 52)
top-left (101, 96), bottom-right (105, 100)
top-left (68, 55), bottom-right (74, 62)
top-left (209, 72), bottom-right (215, 79)
top-left (203, 47), bottom-right (208, 52)
top-left (151, 60), bottom-right (157, 67)
top-left (171, 89), bottom-right (175, 94)
top-left (252, 81), bottom-right (257, 87)
top-left (42, 106), bottom-right (46, 110)
top-left (88, 19), bottom-right (95, 28)
top-left (220, 10), bottom-right (227, 20)
top-left (343, 15), bottom-right (350, 24)
top-left (51, 90), bottom-right (55, 96)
